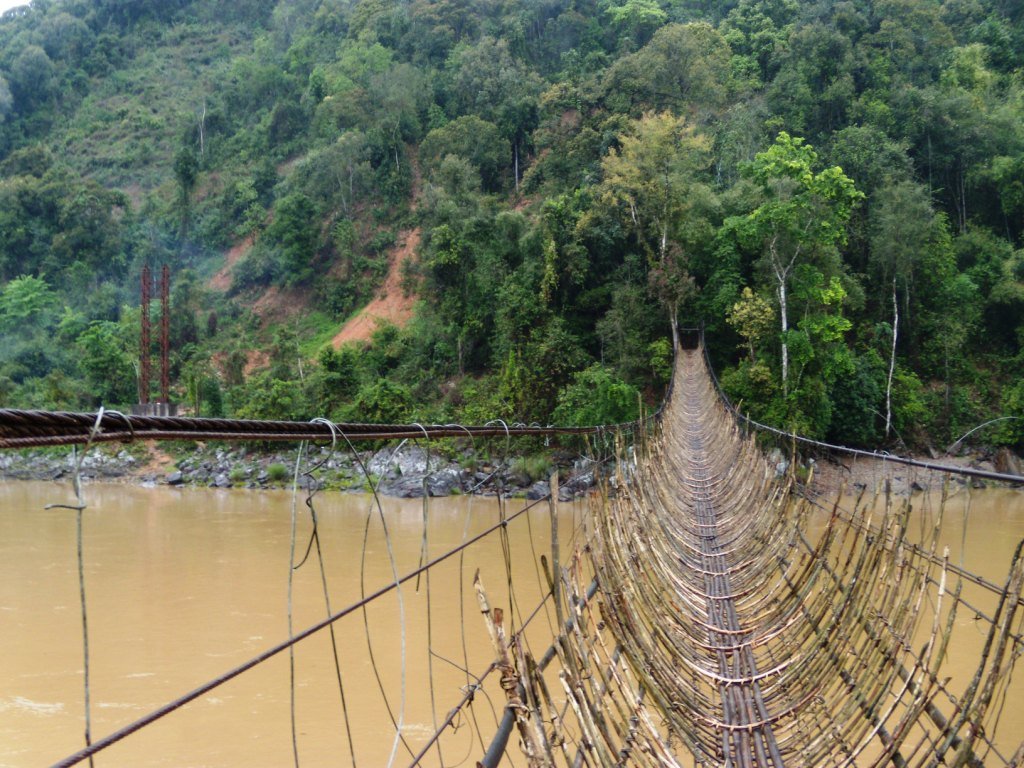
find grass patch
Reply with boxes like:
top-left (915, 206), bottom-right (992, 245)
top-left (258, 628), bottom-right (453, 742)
top-left (511, 454), bottom-right (553, 483)
top-left (266, 463), bottom-right (290, 483)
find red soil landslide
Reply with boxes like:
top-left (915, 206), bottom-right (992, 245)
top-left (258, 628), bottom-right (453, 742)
top-left (332, 228), bottom-right (420, 347)
top-left (209, 235), bottom-right (254, 292)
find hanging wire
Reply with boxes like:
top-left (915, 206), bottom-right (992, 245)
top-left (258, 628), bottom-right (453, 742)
top-left (341, 430), bottom-right (412, 767)
top-left (44, 406), bottom-right (106, 768)
top-left (304, 418), bottom-right (358, 766)
top-left (287, 443), bottom-right (305, 768)
top-left (409, 422), bottom-right (445, 767)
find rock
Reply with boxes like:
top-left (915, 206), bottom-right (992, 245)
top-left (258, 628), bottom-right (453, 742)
top-left (911, 480), bottom-right (927, 492)
top-left (368, 446), bottom-right (429, 478)
top-left (508, 470), bottom-right (532, 488)
top-left (379, 474), bottom-right (427, 498)
top-left (166, 471), bottom-right (185, 486)
top-left (256, 470), bottom-right (269, 483)
top-left (214, 473), bottom-right (232, 488)
top-left (426, 469), bottom-right (461, 497)
top-left (564, 471), bottom-right (595, 495)
top-left (994, 448), bottom-right (1023, 477)
top-left (526, 480), bottom-right (550, 500)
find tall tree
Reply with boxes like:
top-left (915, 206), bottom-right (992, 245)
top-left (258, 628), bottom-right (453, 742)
top-left (869, 180), bottom-right (944, 438)
top-left (734, 133), bottom-right (862, 393)
top-left (594, 111), bottom-right (715, 347)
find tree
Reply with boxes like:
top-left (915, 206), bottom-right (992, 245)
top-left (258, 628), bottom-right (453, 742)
top-left (733, 133), bottom-right (862, 394)
top-left (297, 131), bottom-right (371, 213)
top-left (10, 45), bottom-right (55, 109)
top-left (0, 274), bottom-right (58, 333)
top-left (0, 76), bottom-right (12, 123)
top-left (727, 286), bottom-right (774, 362)
top-left (552, 365), bottom-right (640, 426)
top-left (40, 12), bottom-right (94, 60)
top-left (173, 145), bottom-right (199, 240)
top-left (603, 23), bottom-right (733, 117)
top-left (767, 22), bottom-right (856, 137)
top-left (75, 321), bottom-right (135, 405)
top-left (443, 37), bottom-right (543, 191)
top-left (604, 0), bottom-right (666, 48)
top-left (869, 180), bottom-right (945, 438)
top-left (595, 111), bottom-right (715, 347)
top-left (264, 192), bottom-right (319, 284)
top-left (419, 116), bottom-right (510, 192)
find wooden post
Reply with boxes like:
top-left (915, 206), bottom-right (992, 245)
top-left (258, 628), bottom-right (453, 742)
top-left (474, 570), bottom-right (551, 767)
top-left (549, 470), bottom-right (562, 629)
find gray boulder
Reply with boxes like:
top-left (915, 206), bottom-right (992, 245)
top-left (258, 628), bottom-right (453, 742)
top-left (426, 469), bottom-right (461, 497)
top-left (526, 481), bottom-right (551, 500)
top-left (379, 474), bottom-right (427, 498)
top-left (368, 446), bottom-right (430, 478)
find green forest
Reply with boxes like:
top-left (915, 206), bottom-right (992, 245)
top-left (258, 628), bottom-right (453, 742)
top-left (0, 0), bottom-right (1022, 453)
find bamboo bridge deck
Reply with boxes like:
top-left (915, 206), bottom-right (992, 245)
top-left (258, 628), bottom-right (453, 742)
top-left (477, 347), bottom-right (1024, 767)
top-left (3, 345), bottom-right (1023, 767)
top-left (581, 347), bottom-right (1024, 766)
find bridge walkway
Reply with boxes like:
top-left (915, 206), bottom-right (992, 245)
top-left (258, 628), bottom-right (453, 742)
top-left (3, 344), bottom-right (1023, 767)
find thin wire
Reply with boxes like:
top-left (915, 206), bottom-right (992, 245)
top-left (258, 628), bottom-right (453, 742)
top-left (50, 496), bottom-right (553, 768)
top-left (410, 423), bottom-right (446, 768)
top-left (305, 419), bottom-right (358, 766)
top-left (288, 443), bottom-right (304, 768)
top-left (45, 406), bottom-right (105, 768)
top-left (343, 430), bottom-right (412, 767)
top-left (458, 444), bottom-right (490, 760)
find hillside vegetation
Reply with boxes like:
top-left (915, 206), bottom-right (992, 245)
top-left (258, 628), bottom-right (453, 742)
top-left (1, 0), bottom-right (1023, 452)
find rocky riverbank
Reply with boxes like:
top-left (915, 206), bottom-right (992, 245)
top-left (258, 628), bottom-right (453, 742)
top-left (0, 443), bottom-right (601, 501)
top-left (3, 441), bottom-right (1019, 500)
top-left (805, 446), bottom-right (1024, 496)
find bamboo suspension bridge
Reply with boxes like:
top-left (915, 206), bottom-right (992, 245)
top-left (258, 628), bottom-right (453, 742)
top-left (2, 344), bottom-right (1023, 767)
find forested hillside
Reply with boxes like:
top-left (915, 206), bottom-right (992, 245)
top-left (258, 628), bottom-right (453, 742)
top-left (1, 0), bottom-right (1022, 452)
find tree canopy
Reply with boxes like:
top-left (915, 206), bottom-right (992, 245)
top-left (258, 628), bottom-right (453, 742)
top-left (0, 0), bottom-right (1020, 452)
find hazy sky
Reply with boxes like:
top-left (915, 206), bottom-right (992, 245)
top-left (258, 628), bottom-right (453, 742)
top-left (0, 1), bottom-right (27, 14)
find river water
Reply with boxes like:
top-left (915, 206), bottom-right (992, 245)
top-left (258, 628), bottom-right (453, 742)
top-left (1, 480), bottom-right (1022, 767)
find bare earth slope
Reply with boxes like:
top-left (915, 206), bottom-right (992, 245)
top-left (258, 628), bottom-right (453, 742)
top-left (331, 227), bottom-right (420, 347)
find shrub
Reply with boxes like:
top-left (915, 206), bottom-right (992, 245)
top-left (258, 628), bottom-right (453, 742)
top-left (553, 364), bottom-right (640, 427)
top-left (511, 454), bottom-right (553, 483)
top-left (266, 463), bottom-right (290, 483)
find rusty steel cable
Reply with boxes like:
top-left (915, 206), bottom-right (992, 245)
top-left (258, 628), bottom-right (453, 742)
top-left (0, 410), bottom-right (653, 451)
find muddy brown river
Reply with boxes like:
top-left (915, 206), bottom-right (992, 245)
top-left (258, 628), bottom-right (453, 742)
top-left (1, 480), bottom-right (1021, 766)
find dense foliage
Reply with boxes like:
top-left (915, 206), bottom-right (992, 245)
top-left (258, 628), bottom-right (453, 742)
top-left (1, 0), bottom-right (1022, 451)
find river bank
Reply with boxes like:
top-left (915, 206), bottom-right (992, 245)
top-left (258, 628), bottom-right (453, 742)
top-left (806, 445), bottom-right (1024, 496)
top-left (1, 440), bottom-right (1020, 500)
top-left (0, 441), bottom-right (601, 501)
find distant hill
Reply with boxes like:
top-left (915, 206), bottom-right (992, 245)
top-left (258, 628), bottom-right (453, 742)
top-left (0, 0), bottom-right (1022, 453)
